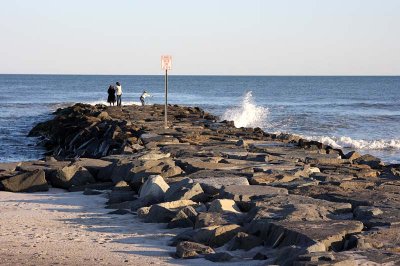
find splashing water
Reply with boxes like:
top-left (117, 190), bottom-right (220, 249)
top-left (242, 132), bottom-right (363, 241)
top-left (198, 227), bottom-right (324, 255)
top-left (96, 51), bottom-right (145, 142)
top-left (307, 135), bottom-right (400, 150)
top-left (222, 91), bottom-right (269, 128)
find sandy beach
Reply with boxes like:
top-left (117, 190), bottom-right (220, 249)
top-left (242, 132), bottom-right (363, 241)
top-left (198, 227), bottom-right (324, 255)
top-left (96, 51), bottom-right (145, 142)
top-left (0, 189), bottom-right (183, 265)
top-left (0, 189), bottom-right (265, 266)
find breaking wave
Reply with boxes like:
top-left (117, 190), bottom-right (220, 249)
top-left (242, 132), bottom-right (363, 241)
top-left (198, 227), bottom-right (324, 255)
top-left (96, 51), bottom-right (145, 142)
top-left (222, 91), bottom-right (269, 128)
top-left (306, 135), bottom-right (400, 150)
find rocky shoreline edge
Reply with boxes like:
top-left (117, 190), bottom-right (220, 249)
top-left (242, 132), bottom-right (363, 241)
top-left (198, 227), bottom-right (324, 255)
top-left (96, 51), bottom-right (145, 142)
top-left (1, 103), bottom-right (400, 265)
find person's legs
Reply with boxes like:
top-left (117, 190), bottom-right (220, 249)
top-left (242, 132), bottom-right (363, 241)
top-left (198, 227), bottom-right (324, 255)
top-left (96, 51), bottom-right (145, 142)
top-left (117, 95), bottom-right (122, 106)
top-left (140, 97), bottom-right (144, 106)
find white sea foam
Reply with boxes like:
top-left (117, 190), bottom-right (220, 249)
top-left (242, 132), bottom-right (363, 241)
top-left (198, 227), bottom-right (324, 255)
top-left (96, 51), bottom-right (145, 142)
top-left (306, 135), bottom-right (400, 150)
top-left (222, 91), bottom-right (269, 128)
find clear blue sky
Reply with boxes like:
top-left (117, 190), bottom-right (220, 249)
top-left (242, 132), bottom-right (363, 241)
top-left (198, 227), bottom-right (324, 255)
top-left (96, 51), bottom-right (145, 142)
top-left (0, 0), bottom-right (399, 75)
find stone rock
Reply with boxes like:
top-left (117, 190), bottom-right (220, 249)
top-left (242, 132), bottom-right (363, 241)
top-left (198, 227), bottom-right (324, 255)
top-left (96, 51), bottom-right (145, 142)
top-left (164, 178), bottom-right (206, 202)
top-left (0, 170), bottom-right (48, 192)
top-left (0, 162), bottom-right (20, 172)
top-left (204, 252), bottom-right (233, 262)
top-left (193, 224), bottom-right (243, 247)
top-left (76, 158), bottom-right (112, 180)
top-left (113, 180), bottom-right (131, 190)
top-left (137, 206), bottom-right (151, 218)
top-left (137, 150), bottom-right (171, 161)
top-left (353, 154), bottom-right (384, 169)
top-left (228, 232), bottom-right (263, 251)
top-left (344, 151), bottom-right (362, 161)
top-left (248, 220), bottom-right (363, 252)
top-left (353, 206), bottom-right (383, 219)
top-left (168, 206), bottom-right (198, 228)
top-left (97, 111), bottom-right (111, 120)
top-left (220, 185), bottom-right (288, 201)
top-left (189, 170), bottom-right (249, 195)
top-left (51, 165), bottom-right (95, 189)
top-left (144, 200), bottom-right (197, 223)
top-left (130, 196), bottom-right (158, 211)
top-left (177, 158), bottom-right (241, 174)
top-left (175, 241), bottom-right (214, 259)
top-left (139, 175), bottom-right (169, 203)
top-left (194, 212), bottom-right (242, 229)
top-left (107, 189), bottom-right (136, 204)
top-left (208, 199), bottom-right (241, 214)
top-left (236, 139), bottom-right (250, 148)
top-left (355, 227), bottom-right (400, 251)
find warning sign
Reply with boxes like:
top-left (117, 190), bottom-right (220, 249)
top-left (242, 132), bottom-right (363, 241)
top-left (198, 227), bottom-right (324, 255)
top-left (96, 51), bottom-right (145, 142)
top-left (161, 55), bottom-right (172, 70)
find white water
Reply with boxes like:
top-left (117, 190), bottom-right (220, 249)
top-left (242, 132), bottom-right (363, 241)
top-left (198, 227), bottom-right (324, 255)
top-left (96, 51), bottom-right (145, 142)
top-left (222, 91), bottom-right (269, 128)
top-left (222, 91), bottom-right (400, 153)
top-left (307, 135), bottom-right (400, 151)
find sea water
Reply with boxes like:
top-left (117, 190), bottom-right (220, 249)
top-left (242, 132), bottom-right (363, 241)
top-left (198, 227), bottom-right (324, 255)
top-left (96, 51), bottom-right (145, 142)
top-left (0, 75), bottom-right (399, 163)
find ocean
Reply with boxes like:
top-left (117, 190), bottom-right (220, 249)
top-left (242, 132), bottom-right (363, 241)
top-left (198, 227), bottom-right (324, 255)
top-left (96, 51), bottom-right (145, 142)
top-left (0, 75), bottom-right (399, 163)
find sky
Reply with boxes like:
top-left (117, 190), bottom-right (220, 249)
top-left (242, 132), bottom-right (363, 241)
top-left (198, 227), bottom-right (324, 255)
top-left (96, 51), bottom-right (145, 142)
top-left (0, 0), bottom-right (399, 75)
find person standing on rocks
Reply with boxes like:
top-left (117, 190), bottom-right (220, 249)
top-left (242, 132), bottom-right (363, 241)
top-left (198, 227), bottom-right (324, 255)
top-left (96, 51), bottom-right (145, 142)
top-left (107, 85), bottom-right (116, 106)
top-left (115, 81), bottom-right (122, 106)
top-left (140, 90), bottom-right (152, 106)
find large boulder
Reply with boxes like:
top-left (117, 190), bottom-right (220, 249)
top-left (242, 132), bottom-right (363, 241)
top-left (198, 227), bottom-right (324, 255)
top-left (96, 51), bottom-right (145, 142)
top-left (75, 158), bottom-right (112, 179)
top-left (189, 170), bottom-right (250, 195)
top-left (220, 185), bottom-right (288, 201)
top-left (0, 169), bottom-right (48, 192)
top-left (144, 200), bottom-right (198, 223)
top-left (164, 178), bottom-right (206, 202)
top-left (193, 224), bottom-right (243, 247)
top-left (248, 220), bottom-right (363, 252)
top-left (50, 165), bottom-right (95, 189)
top-left (353, 154), bottom-right (384, 169)
top-left (228, 232), bottom-right (263, 251)
top-left (195, 212), bottom-right (242, 229)
top-left (139, 175), bottom-right (169, 203)
top-left (208, 199), bottom-right (241, 214)
top-left (168, 206), bottom-right (198, 228)
top-left (176, 241), bottom-right (214, 259)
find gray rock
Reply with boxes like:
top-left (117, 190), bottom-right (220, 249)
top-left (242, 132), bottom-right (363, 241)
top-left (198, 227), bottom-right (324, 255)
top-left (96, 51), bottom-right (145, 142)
top-left (176, 241), bottom-right (214, 259)
top-left (248, 220), bottom-right (363, 252)
top-left (353, 154), bottom-right (384, 169)
top-left (195, 212), bottom-right (242, 229)
top-left (168, 206), bottom-right (198, 228)
top-left (50, 165), bottom-right (95, 189)
top-left (220, 185), bottom-right (288, 201)
top-left (0, 169), bottom-right (48, 192)
top-left (107, 189), bottom-right (136, 204)
top-left (164, 178), bottom-right (206, 202)
top-left (208, 199), bottom-right (241, 213)
top-left (75, 158), bottom-right (112, 179)
top-left (144, 200), bottom-right (197, 223)
top-left (228, 232), bottom-right (263, 251)
top-left (193, 224), bottom-right (243, 247)
top-left (139, 175), bottom-right (169, 202)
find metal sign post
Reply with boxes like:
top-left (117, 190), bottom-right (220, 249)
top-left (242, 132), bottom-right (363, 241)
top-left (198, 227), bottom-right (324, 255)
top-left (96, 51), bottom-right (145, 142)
top-left (161, 55), bottom-right (172, 129)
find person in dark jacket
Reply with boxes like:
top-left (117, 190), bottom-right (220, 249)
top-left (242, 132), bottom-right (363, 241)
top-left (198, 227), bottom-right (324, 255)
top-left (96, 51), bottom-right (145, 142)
top-left (107, 85), bottom-right (116, 106)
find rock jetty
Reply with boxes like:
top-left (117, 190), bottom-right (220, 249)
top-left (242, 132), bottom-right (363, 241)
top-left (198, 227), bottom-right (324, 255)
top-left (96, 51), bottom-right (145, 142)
top-left (1, 103), bottom-right (400, 265)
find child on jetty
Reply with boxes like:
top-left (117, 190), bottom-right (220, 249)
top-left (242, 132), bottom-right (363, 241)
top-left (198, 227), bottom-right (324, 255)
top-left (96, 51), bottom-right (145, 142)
top-left (140, 90), bottom-right (152, 106)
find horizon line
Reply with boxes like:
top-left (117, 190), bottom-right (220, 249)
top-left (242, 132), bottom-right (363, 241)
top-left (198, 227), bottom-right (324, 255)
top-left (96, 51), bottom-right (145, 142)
top-left (1, 73), bottom-right (399, 77)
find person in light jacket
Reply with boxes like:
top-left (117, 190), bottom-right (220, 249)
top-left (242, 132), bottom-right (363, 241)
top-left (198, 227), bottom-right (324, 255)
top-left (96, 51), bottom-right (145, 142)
top-left (115, 81), bottom-right (122, 106)
top-left (140, 90), bottom-right (152, 106)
